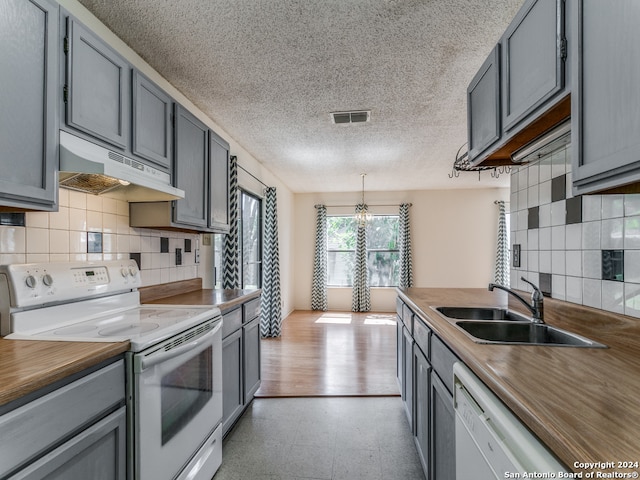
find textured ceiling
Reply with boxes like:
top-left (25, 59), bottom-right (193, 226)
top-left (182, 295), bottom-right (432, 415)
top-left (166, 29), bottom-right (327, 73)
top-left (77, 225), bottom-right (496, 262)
top-left (77, 0), bottom-right (524, 193)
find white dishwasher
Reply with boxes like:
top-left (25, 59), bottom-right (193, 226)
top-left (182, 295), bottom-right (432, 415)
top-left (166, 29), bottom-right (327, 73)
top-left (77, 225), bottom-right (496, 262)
top-left (453, 363), bottom-right (567, 479)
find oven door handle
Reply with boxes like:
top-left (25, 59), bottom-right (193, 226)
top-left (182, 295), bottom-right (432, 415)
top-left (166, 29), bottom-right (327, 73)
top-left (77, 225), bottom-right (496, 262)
top-left (139, 320), bottom-right (222, 371)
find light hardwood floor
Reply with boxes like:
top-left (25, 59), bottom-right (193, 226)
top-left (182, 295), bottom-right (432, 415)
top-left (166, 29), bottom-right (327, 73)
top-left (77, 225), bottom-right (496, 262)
top-left (255, 310), bottom-right (400, 397)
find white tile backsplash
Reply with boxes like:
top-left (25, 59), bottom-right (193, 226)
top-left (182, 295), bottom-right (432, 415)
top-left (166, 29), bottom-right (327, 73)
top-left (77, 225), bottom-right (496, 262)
top-left (510, 144), bottom-right (640, 318)
top-left (0, 190), bottom-right (201, 287)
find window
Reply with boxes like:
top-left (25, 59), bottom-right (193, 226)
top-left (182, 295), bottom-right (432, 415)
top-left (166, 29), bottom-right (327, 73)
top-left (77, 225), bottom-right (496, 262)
top-left (327, 215), bottom-right (400, 287)
top-left (240, 190), bottom-right (262, 289)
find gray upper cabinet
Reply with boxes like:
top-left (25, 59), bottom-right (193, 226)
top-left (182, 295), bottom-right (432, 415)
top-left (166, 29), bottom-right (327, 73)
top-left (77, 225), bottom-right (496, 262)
top-left (0, 0), bottom-right (58, 211)
top-left (467, 45), bottom-right (501, 161)
top-left (502, 0), bottom-right (566, 131)
top-left (132, 71), bottom-right (173, 172)
top-left (572, 0), bottom-right (640, 194)
top-left (468, 0), bottom-right (570, 166)
top-left (65, 17), bottom-right (129, 150)
top-left (174, 105), bottom-right (209, 228)
top-left (209, 131), bottom-right (230, 232)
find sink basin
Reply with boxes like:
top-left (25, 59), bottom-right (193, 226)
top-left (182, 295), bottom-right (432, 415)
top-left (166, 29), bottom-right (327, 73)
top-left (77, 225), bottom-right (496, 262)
top-left (455, 321), bottom-right (607, 348)
top-left (435, 306), bottom-right (530, 322)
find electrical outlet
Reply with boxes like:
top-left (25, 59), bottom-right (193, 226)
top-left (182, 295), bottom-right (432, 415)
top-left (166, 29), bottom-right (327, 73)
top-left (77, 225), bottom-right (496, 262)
top-left (194, 248), bottom-right (200, 264)
top-left (202, 234), bottom-right (212, 246)
top-left (175, 248), bottom-right (182, 266)
top-left (184, 238), bottom-right (192, 252)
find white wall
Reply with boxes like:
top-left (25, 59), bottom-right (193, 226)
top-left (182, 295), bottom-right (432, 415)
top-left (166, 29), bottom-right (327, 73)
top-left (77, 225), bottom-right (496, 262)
top-left (293, 188), bottom-right (509, 312)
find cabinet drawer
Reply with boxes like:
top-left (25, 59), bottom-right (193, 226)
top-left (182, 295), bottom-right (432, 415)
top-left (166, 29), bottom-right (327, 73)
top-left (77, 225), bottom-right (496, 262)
top-left (0, 360), bottom-right (125, 477)
top-left (401, 304), bottom-right (413, 334)
top-left (431, 335), bottom-right (459, 395)
top-left (222, 307), bottom-right (242, 338)
top-left (413, 317), bottom-right (431, 359)
top-left (243, 297), bottom-right (261, 322)
top-left (396, 298), bottom-right (404, 318)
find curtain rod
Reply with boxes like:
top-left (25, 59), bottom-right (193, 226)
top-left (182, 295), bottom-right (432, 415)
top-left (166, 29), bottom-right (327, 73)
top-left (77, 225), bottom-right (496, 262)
top-left (320, 203), bottom-right (412, 208)
top-left (235, 158), bottom-right (270, 189)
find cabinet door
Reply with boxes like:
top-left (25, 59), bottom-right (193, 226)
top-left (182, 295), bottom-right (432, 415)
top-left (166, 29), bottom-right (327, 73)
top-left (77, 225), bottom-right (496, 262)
top-left (10, 407), bottom-right (126, 480)
top-left (0, 0), bottom-right (58, 210)
top-left (209, 130), bottom-right (230, 232)
top-left (222, 329), bottom-right (243, 436)
top-left (243, 316), bottom-right (261, 402)
top-left (430, 373), bottom-right (456, 480)
top-left (467, 45), bottom-right (501, 161)
top-left (413, 346), bottom-right (430, 476)
top-left (402, 326), bottom-right (413, 429)
top-left (174, 105), bottom-right (209, 228)
top-left (502, 0), bottom-right (566, 131)
top-left (132, 70), bottom-right (172, 171)
top-left (396, 315), bottom-right (403, 392)
top-left (66, 18), bottom-right (129, 149)
top-left (572, 0), bottom-right (640, 194)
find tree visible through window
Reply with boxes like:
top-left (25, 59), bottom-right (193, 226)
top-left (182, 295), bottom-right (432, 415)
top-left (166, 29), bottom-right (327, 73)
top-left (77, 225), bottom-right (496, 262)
top-left (240, 190), bottom-right (262, 289)
top-left (327, 215), bottom-right (400, 287)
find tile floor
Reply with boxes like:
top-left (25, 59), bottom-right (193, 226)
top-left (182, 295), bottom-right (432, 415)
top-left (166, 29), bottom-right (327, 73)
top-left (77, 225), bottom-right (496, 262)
top-left (213, 397), bottom-right (425, 480)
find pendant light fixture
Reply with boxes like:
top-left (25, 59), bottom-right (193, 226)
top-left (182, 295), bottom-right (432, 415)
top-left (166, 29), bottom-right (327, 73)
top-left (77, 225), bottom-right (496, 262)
top-left (355, 173), bottom-right (373, 226)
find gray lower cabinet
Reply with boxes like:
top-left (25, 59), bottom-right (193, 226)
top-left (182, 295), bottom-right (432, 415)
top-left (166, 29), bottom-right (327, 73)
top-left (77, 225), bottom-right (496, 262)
top-left (571, 0), bottom-right (640, 194)
top-left (132, 70), bottom-right (173, 172)
top-left (174, 104), bottom-right (209, 228)
top-left (64, 16), bottom-right (129, 150)
top-left (222, 328), bottom-right (243, 434)
top-left (396, 314), bottom-right (403, 392)
top-left (402, 325), bottom-right (414, 428)
top-left (430, 372), bottom-right (455, 480)
top-left (0, 359), bottom-right (126, 479)
top-left (0, 0), bottom-right (58, 211)
top-left (243, 316), bottom-right (262, 401)
top-left (397, 296), bottom-right (457, 480)
top-left (222, 295), bottom-right (262, 437)
top-left (502, 0), bottom-right (566, 131)
top-left (413, 344), bottom-right (430, 475)
top-left (467, 45), bottom-right (501, 161)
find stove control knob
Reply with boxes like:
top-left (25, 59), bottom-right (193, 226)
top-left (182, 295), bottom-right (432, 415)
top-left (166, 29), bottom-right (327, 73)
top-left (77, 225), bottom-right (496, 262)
top-left (42, 274), bottom-right (54, 287)
top-left (128, 266), bottom-right (138, 277)
top-left (25, 275), bottom-right (37, 289)
top-left (120, 268), bottom-right (129, 278)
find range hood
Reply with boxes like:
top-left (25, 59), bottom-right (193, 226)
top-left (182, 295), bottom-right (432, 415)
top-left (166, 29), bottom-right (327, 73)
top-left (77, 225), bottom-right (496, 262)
top-left (511, 120), bottom-right (571, 163)
top-left (59, 131), bottom-right (184, 201)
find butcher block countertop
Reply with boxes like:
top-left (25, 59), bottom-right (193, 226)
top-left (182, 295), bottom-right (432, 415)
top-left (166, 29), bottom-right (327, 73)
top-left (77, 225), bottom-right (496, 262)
top-left (399, 287), bottom-right (640, 473)
top-left (0, 339), bottom-right (128, 408)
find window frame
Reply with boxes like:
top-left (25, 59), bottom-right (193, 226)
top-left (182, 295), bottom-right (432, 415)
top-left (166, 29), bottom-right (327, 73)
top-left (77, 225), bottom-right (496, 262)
top-left (239, 189), bottom-right (263, 289)
top-left (326, 214), bottom-right (400, 288)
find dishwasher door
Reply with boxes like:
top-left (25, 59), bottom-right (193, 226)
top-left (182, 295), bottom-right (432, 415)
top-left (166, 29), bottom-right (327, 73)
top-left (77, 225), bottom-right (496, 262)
top-left (453, 363), bottom-right (567, 479)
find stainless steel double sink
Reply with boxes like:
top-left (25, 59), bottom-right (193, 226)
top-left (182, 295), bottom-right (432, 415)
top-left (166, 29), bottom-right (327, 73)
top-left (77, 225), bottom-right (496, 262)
top-left (434, 307), bottom-right (606, 348)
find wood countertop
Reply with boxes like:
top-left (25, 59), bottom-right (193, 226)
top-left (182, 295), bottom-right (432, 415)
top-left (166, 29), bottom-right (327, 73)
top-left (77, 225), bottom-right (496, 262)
top-left (0, 339), bottom-right (129, 408)
top-left (398, 287), bottom-right (640, 474)
top-left (144, 288), bottom-right (261, 312)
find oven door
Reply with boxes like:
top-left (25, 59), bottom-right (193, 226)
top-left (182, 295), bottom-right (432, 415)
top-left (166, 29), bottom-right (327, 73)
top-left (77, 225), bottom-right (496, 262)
top-left (130, 318), bottom-right (222, 480)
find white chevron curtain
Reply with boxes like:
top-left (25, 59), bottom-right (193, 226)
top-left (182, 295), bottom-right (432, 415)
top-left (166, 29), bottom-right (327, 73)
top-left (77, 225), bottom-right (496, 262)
top-left (260, 187), bottom-right (282, 337)
top-left (398, 203), bottom-right (413, 289)
top-left (311, 205), bottom-right (328, 311)
top-left (352, 204), bottom-right (371, 312)
top-left (222, 156), bottom-right (240, 289)
top-left (494, 200), bottom-right (510, 287)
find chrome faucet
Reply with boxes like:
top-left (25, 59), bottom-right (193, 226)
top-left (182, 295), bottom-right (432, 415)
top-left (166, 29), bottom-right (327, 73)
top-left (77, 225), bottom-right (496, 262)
top-left (488, 277), bottom-right (544, 323)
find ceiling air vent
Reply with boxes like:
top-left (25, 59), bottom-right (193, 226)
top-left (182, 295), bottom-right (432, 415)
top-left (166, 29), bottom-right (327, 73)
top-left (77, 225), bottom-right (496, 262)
top-left (331, 110), bottom-right (371, 125)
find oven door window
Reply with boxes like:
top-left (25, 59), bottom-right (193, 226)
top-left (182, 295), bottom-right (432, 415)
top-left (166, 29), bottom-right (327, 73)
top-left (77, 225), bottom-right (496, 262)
top-left (161, 346), bottom-right (213, 445)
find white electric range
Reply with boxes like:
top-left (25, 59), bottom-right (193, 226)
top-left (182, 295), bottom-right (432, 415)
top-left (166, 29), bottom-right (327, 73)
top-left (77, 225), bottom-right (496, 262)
top-left (0, 260), bottom-right (223, 480)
